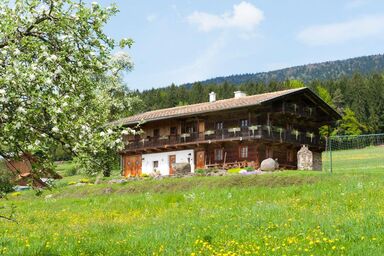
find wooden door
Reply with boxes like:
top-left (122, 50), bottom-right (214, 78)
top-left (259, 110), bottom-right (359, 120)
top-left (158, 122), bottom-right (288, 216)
top-left (134, 155), bottom-right (142, 176)
top-left (196, 151), bottom-right (205, 169)
top-left (169, 155), bottom-right (176, 175)
top-left (123, 155), bottom-right (142, 177)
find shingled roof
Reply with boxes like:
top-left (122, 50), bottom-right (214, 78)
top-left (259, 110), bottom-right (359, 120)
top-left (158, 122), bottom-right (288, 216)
top-left (111, 87), bottom-right (337, 126)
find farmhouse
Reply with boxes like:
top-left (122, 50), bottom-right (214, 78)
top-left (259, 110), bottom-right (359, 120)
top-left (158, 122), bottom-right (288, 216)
top-left (113, 87), bottom-right (340, 176)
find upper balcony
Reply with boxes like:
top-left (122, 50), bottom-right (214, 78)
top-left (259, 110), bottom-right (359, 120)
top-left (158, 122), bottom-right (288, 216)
top-left (123, 125), bottom-right (323, 152)
top-left (278, 103), bottom-right (317, 119)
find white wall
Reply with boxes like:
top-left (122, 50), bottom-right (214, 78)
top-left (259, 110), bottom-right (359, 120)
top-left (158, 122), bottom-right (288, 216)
top-left (142, 149), bottom-right (195, 175)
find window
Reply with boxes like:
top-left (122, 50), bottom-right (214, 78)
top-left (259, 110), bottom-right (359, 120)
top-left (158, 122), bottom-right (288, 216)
top-left (214, 148), bottom-right (223, 161)
top-left (170, 127), bottom-right (177, 135)
top-left (240, 119), bottom-right (249, 127)
top-left (153, 161), bottom-right (159, 170)
top-left (153, 129), bottom-right (160, 137)
top-left (216, 122), bottom-right (223, 130)
top-left (240, 146), bottom-right (248, 158)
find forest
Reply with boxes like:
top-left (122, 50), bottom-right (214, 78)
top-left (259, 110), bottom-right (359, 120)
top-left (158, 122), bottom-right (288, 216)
top-left (183, 54), bottom-right (384, 86)
top-left (134, 73), bottom-right (384, 135)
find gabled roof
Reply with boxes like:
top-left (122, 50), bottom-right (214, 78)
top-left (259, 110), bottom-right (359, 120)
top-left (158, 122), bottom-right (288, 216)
top-left (111, 87), bottom-right (340, 126)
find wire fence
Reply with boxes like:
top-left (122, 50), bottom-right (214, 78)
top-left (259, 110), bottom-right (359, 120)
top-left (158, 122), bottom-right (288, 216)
top-left (323, 134), bottom-right (384, 173)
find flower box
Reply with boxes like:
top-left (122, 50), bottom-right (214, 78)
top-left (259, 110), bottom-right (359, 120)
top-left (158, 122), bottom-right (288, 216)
top-left (228, 127), bottom-right (241, 133)
top-left (204, 130), bottom-right (215, 135)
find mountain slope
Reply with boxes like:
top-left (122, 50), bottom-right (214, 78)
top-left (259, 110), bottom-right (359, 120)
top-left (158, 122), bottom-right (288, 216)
top-left (185, 54), bottom-right (384, 86)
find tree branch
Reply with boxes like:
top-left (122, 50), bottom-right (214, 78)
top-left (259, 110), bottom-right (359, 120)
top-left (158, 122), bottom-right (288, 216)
top-left (0, 1), bottom-right (54, 49)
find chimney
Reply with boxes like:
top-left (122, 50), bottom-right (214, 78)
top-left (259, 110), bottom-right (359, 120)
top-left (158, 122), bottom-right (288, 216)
top-left (209, 92), bottom-right (216, 102)
top-left (234, 91), bottom-right (246, 99)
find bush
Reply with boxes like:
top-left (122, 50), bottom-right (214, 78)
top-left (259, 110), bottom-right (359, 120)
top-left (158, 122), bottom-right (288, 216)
top-left (0, 162), bottom-right (15, 194)
top-left (65, 167), bottom-right (78, 177)
top-left (245, 166), bottom-right (255, 172)
top-left (194, 169), bottom-right (206, 175)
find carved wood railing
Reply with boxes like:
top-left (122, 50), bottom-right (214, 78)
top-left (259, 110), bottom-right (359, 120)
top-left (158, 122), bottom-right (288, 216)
top-left (124, 126), bottom-right (323, 151)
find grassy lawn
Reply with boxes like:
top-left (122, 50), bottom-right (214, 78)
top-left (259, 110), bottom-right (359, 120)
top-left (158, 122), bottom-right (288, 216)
top-left (1, 148), bottom-right (384, 255)
top-left (323, 145), bottom-right (384, 172)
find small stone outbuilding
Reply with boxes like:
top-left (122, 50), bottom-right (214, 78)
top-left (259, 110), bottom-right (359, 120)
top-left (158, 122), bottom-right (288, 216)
top-left (297, 145), bottom-right (322, 171)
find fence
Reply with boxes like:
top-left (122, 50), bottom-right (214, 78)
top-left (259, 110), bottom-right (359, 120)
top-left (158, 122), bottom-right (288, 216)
top-left (323, 133), bottom-right (384, 173)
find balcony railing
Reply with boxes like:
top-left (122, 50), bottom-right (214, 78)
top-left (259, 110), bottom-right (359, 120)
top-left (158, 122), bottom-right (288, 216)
top-left (124, 125), bottom-right (323, 151)
top-left (281, 104), bottom-right (316, 119)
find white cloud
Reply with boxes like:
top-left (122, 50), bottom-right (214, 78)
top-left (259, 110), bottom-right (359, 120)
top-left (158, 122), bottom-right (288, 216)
top-left (166, 35), bottom-right (228, 84)
top-left (297, 15), bottom-right (384, 46)
top-left (187, 1), bottom-right (264, 32)
top-left (146, 14), bottom-right (157, 23)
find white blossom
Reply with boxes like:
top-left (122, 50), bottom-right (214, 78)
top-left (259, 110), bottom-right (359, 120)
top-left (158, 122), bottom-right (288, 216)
top-left (17, 106), bottom-right (26, 114)
top-left (52, 126), bottom-right (60, 133)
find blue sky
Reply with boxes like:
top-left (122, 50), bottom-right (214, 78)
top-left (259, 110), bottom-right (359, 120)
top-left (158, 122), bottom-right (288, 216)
top-left (96, 0), bottom-right (384, 90)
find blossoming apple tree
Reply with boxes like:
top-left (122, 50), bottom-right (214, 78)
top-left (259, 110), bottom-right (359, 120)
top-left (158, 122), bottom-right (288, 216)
top-left (0, 0), bottom-right (140, 183)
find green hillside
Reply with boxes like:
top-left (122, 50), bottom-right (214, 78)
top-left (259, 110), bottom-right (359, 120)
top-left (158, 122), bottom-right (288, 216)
top-left (184, 54), bottom-right (384, 86)
top-left (1, 147), bottom-right (384, 255)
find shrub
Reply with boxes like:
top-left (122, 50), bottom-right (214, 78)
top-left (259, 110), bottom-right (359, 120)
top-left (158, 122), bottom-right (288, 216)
top-left (79, 178), bottom-right (90, 183)
top-left (194, 169), bottom-right (206, 175)
top-left (68, 181), bottom-right (77, 185)
top-left (65, 167), bottom-right (78, 177)
top-left (245, 166), bottom-right (255, 172)
top-left (0, 162), bottom-right (15, 194)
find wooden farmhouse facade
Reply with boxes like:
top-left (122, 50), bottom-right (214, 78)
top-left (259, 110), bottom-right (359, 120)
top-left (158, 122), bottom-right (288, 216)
top-left (113, 88), bottom-right (340, 176)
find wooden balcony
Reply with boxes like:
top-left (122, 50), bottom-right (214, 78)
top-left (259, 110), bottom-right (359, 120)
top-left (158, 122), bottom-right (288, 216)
top-left (123, 125), bottom-right (323, 152)
top-left (280, 103), bottom-right (317, 119)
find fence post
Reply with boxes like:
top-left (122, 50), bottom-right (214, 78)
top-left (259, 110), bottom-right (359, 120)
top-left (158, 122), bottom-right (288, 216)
top-left (329, 137), bottom-right (333, 173)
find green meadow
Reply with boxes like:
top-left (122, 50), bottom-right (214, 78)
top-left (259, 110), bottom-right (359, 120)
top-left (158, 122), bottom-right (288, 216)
top-left (1, 147), bottom-right (384, 255)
